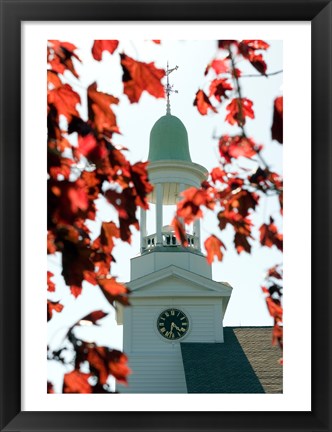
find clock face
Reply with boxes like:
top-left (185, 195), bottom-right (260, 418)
top-left (157, 308), bottom-right (189, 340)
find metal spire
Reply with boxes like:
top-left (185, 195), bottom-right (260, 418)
top-left (165, 61), bottom-right (179, 115)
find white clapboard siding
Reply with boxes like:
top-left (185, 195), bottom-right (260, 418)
top-left (118, 352), bottom-right (187, 393)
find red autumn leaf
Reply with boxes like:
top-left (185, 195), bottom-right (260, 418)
top-left (49, 179), bottom-right (89, 225)
top-left (120, 53), bottom-right (165, 103)
top-left (78, 310), bottom-right (109, 325)
top-left (171, 216), bottom-right (188, 247)
top-left (242, 40), bottom-right (270, 51)
top-left (225, 98), bottom-right (254, 126)
top-left (87, 82), bottom-right (120, 136)
top-left (267, 265), bottom-right (283, 280)
top-left (47, 83), bottom-right (81, 121)
top-left (47, 300), bottom-right (64, 321)
top-left (63, 370), bottom-right (92, 393)
top-left (177, 187), bottom-right (215, 224)
top-left (93, 221), bottom-right (120, 255)
top-left (205, 58), bottom-right (229, 75)
top-left (48, 40), bottom-right (81, 78)
top-left (218, 40), bottom-right (238, 50)
top-left (210, 167), bottom-right (227, 184)
top-left (87, 346), bottom-right (131, 385)
top-left (129, 161), bottom-right (154, 209)
top-left (47, 230), bottom-right (57, 254)
top-left (271, 96), bottom-right (283, 144)
top-left (261, 286), bottom-right (270, 294)
top-left (47, 70), bottom-right (62, 90)
top-left (238, 40), bottom-right (269, 75)
top-left (105, 188), bottom-right (139, 242)
top-left (47, 381), bottom-right (55, 393)
top-left (47, 271), bottom-right (56, 292)
top-left (48, 151), bottom-right (73, 180)
top-left (234, 232), bottom-right (252, 254)
top-left (61, 241), bottom-right (95, 294)
top-left (266, 297), bottom-right (283, 319)
top-left (204, 235), bottom-right (226, 264)
top-left (218, 135), bottom-right (259, 163)
top-left (228, 189), bottom-right (260, 217)
top-left (209, 78), bottom-right (233, 102)
top-left (193, 90), bottom-right (218, 115)
top-left (272, 322), bottom-right (283, 348)
top-left (217, 210), bottom-right (253, 254)
top-left (152, 40), bottom-right (161, 44)
top-left (259, 217), bottom-right (283, 251)
top-left (92, 40), bottom-right (119, 60)
top-left (98, 276), bottom-right (130, 306)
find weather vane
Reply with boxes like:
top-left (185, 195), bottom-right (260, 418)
top-left (165, 61), bottom-right (179, 114)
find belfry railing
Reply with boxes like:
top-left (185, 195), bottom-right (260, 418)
top-left (143, 231), bottom-right (199, 251)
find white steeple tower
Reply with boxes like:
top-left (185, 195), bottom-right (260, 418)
top-left (116, 68), bottom-right (232, 393)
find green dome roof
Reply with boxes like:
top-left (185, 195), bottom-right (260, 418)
top-left (148, 114), bottom-right (192, 162)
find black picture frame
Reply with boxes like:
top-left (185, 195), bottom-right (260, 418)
top-left (0, 0), bottom-right (331, 431)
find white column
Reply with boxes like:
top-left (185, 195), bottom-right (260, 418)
top-left (140, 208), bottom-right (147, 252)
top-left (156, 183), bottom-right (163, 245)
top-left (194, 218), bottom-right (200, 250)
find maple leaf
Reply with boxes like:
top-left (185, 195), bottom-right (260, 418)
top-left (238, 40), bottom-right (270, 75)
top-left (87, 346), bottom-right (131, 385)
top-left (48, 40), bottom-right (81, 78)
top-left (228, 189), bottom-right (259, 217)
top-left (171, 216), bottom-right (188, 247)
top-left (87, 82), bottom-right (120, 136)
top-left (177, 187), bottom-right (215, 224)
top-left (129, 161), bottom-right (154, 209)
top-left (209, 78), bottom-right (233, 102)
top-left (92, 40), bottom-right (119, 60)
top-left (204, 235), bottom-right (226, 264)
top-left (47, 300), bottom-right (64, 321)
top-left (48, 150), bottom-right (73, 180)
top-left (47, 230), bottom-right (57, 254)
top-left (234, 232), bottom-right (252, 254)
top-left (218, 40), bottom-right (238, 50)
top-left (272, 322), bottom-right (283, 348)
top-left (210, 167), bottom-right (227, 184)
top-left (98, 276), bottom-right (130, 306)
top-left (47, 271), bottom-right (56, 292)
top-left (205, 58), bottom-right (229, 75)
top-left (218, 135), bottom-right (258, 163)
top-left (93, 221), bottom-right (120, 255)
top-left (267, 264), bottom-right (283, 280)
top-left (47, 381), bottom-right (55, 393)
top-left (48, 179), bottom-right (90, 226)
top-left (266, 297), bottom-right (283, 319)
top-left (48, 83), bottom-right (81, 121)
top-left (63, 370), bottom-right (92, 393)
top-left (259, 217), bottom-right (283, 251)
top-left (217, 211), bottom-right (253, 254)
top-left (120, 53), bottom-right (165, 103)
top-left (61, 241), bottom-right (95, 294)
top-left (78, 310), bottom-right (108, 325)
top-left (271, 96), bottom-right (283, 144)
top-left (225, 98), bottom-right (254, 126)
top-left (193, 90), bottom-right (218, 115)
top-left (105, 188), bottom-right (139, 242)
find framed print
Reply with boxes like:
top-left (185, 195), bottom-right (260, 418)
top-left (0, 0), bottom-right (331, 431)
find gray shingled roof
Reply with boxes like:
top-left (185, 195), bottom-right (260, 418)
top-left (181, 327), bottom-right (283, 393)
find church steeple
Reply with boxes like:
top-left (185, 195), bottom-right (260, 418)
top-left (141, 86), bottom-right (208, 255)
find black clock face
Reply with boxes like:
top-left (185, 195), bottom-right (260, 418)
top-left (157, 308), bottom-right (189, 340)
